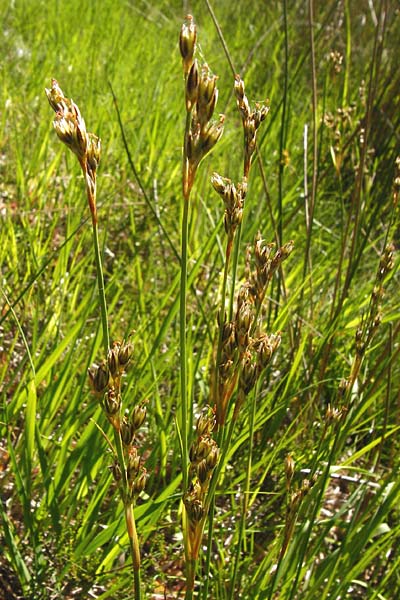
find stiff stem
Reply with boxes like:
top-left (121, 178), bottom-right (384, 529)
top-left (181, 143), bottom-right (191, 494)
top-left (230, 385), bottom-right (257, 598)
top-left (182, 94), bottom-right (193, 600)
top-left (87, 174), bottom-right (142, 600)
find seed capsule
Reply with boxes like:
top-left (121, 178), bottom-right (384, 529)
top-left (120, 418), bottom-right (135, 446)
top-left (132, 403), bottom-right (147, 431)
top-left (88, 361), bottom-right (110, 394)
top-left (180, 15), bottom-right (197, 75)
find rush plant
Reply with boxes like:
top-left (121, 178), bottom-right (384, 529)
top-left (46, 81), bottom-right (146, 600)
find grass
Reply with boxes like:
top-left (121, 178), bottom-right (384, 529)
top-left (1, 0), bottom-right (399, 599)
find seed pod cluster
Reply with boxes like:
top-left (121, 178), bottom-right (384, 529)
top-left (280, 468), bottom-right (317, 560)
top-left (88, 338), bottom-right (148, 502)
top-left (214, 232), bottom-right (293, 425)
top-left (249, 232), bottom-right (294, 310)
top-left (180, 16), bottom-right (224, 198)
top-left (179, 14), bottom-right (197, 76)
top-left (354, 242), bottom-right (395, 360)
top-left (211, 173), bottom-right (248, 239)
top-left (88, 338), bottom-right (135, 428)
top-left (126, 447), bottom-right (148, 502)
top-left (184, 407), bottom-right (219, 559)
top-left (45, 79), bottom-right (101, 220)
top-left (234, 75), bottom-right (269, 178)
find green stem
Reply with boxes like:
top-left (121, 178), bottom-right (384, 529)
top-left (185, 564), bottom-right (195, 600)
top-left (181, 101), bottom-right (193, 493)
top-left (230, 386), bottom-right (256, 598)
top-left (202, 233), bottom-right (235, 598)
top-left (181, 194), bottom-right (194, 600)
top-left (201, 423), bottom-right (227, 600)
top-left (183, 507), bottom-right (194, 600)
top-left (205, 417), bottom-right (236, 524)
top-left (89, 191), bottom-right (141, 599)
top-left (202, 419), bottom-right (235, 600)
top-left (180, 196), bottom-right (190, 494)
top-left (125, 503), bottom-right (142, 600)
top-left (202, 499), bottom-right (215, 600)
top-left (91, 217), bottom-right (110, 356)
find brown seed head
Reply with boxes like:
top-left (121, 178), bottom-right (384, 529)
top-left (239, 352), bottom-right (258, 395)
top-left (107, 347), bottom-right (120, 379)
top-left (120, 417), bottom-right (135, 446)
top-left (211, 172), bottom-right (229, 195)
top-left (200, 116), bottom-right (224, 155)
top-left (131, 402), bottom-right (147, 431)
top-left (185, 498), bottom-right (204, 523)
top-left (180, 15), bottom-right (197, 75)
top-left (53, 105), bottom-right (88, 161)
top-left (110, 461), bottom-right (122, 482)
top-left (88, 361), bottom-right (110, 394)
top-left (186, 60), bottom-right (199, 111)
top-left (103, 387), bottom-right (121, 416)
top-left (87, 132), bottom-right (101, 174)
top-left (196, 406), bottom-right (215, 437)
top-left (197, 459), bottom-right (209, 484)
top-left (205, 444), bottom-right (219, 470)
top-left (132, 468), bottom-right (148, 497)
top-left (118, 339), bottom-right (134, 370)
top-left (285, 454), bottom-right (295, 487)
top-left (127, 449), bottom-right (141, 482)
top-left (45, 79), bottom-right (67, 112)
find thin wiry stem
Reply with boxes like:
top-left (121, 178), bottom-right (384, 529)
top-left (46, 76), bottom-right (143, 598)
top-left (87, 177), bottom-right (142, 600)
top-left (230, 385), bottom-right (257, 598)
top-left (90, 216), bottom-right (110, 355)
top-left (180, 192), bottom-right (190, 495)
top-left (201, 419), bottom-right (234, 600)
top-left (182, 95), bottom-right (193, 600)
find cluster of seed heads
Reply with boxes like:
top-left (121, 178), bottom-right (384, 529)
top-left (211, 79), bottom-right (269, 248)
top-left (393, 156), bottom-right (400, 206)
top-left (355, 242), bottom-right (394, 359)
top-left (329, 50), bottom-right (344, 74)
top-left (288, 475), bottom-right (316, 515)
top-left (211, 173), bottom-right (247, 239)
top-left (188, 407), bottom-right (219, 491)
top-left (215, 234), bottom-right (293, 425)
top-left (234, 75), bottom-right (269, 178)
top-left (111, 446), bottom-right (147, 501)
top-left (184, 407), bottom-right (219, 557)
top-left (180, 15), bottom-right (224, 197)
top-left (338, 241), bottom-right (395, 401)
top-left (325, 402), bottom-right (347, 424)
top-left (234, 330), bottom-right (282, 421)
top-left (208, 79), bottom-right (280, 426)
top-left (45, 79), bottom-right (101, 221)
top-left (216, 299), bottom-right (281, 425)
top-left (88, 339), bottom-right (148, 502)
top-left (278, 453), bottom-right (318, 559)
top-left (248, 232), bottom-right (294, 310)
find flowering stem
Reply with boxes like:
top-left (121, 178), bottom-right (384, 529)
top-left (180, 189), bottom-right (190, 495)
top-left (181, 103), bottom-right (193, 599)
top-left (90, 212), bottom-right (110, 356)
top-left (86, 179), bottom-right (142, 600)
top-left (85, 171), bottom-right (142, 600)
top-left (230, 386), bottom-right (257, 598)
top-left (46, 79), bottom-right (142, 599)
top-left (126, 503), bottom-right (142, 599)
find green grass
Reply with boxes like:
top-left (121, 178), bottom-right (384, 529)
top-left (1, 0), bottom-right (399, 598)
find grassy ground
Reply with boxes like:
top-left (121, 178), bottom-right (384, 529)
top-left (1, 0), bottom-right (399, 598)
